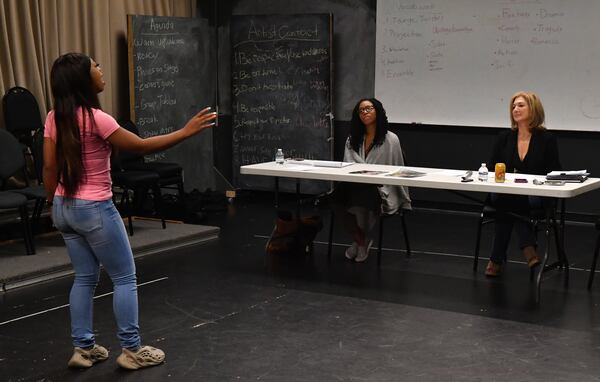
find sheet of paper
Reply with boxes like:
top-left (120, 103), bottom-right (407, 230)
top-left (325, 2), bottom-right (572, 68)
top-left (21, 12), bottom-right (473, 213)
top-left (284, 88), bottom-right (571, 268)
top-left (285, 160), bottom-right (354, 168)
top-left (433, 170), bottom-right (468, 177)
top-left (283, 165), bottom-right (313, 171)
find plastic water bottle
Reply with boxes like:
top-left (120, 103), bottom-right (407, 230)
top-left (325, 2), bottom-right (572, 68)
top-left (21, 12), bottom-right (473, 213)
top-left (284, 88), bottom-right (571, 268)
top-left (275, 148), bottom-right (284, 164)
top-left (478, 163), bottom-right (488, 182)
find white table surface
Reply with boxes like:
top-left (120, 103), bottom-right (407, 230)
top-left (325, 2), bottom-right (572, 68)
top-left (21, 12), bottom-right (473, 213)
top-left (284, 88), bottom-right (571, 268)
top-left (240, 161), bottom-right (600, 199)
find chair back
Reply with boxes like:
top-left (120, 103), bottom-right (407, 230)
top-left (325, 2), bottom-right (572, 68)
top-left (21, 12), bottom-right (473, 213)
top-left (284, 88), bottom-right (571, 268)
top-left (2, 86), bottom-right (43, 147)
top-left (117, 120), bottom-right (144, 164)
top-left (0, 128), bottom-right (27, 188)
top-left (118, 119), bottom-right (141, 136)
top-left (31, 127), bottom-right (45, 183)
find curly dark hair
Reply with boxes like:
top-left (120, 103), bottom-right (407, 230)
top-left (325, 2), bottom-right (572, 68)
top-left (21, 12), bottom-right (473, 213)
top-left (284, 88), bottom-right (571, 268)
top-left (348, 98), bottom-right (388, 153)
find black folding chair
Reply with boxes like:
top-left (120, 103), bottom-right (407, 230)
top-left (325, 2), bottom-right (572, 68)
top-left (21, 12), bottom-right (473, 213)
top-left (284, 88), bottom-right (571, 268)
top-left (473, 201), bottom-right (564, 283)
top-left (2, 86), bottom-right (43, 149)
top-left (0, 129), bottom-right (46, 235)
top-left (0, 191), bottom-right (34, 255)
top-left (325, 205), bottom-right (411, 266)
top-left (587, 219), bottom-right (600, 290)
top-left (111, 152), bottom-right (166, 236)
top-left (117, 120), bottom-right (185, 206)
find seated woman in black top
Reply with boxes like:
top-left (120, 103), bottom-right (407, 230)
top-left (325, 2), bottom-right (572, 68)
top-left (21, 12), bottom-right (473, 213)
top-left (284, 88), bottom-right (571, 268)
top-left (485, 91), bottom-right (561, 277)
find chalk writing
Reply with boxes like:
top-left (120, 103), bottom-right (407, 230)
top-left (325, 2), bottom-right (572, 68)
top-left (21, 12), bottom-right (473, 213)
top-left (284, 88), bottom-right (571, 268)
top-left (149, 19), bottom-right (174, 32)
top-left (136, 64), bottom-right (179, 77)
top-left (130, 15), bottom-right (211, 191)
top-left (231, 14), bottom-right (332, 192)
top-left (240, 21), bottom-right (319, 44)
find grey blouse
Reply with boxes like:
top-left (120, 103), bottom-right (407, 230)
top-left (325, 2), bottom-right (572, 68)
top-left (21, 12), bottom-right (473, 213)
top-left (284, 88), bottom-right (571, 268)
top-left (343, 131), bottom-right (412, 214)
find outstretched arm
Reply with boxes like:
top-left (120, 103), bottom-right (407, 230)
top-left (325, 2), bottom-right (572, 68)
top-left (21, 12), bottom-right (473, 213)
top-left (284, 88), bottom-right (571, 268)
top-left (107, 107), bottom-right (217, 154)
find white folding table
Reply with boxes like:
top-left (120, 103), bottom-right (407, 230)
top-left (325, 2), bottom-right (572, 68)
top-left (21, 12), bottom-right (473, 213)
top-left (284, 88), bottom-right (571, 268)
top-left (241, 161), bottom-right (600, 301)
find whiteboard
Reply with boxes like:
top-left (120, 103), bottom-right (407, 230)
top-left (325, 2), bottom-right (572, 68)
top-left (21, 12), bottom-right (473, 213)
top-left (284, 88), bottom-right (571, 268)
top-left (375, 0), bottom-right (600, 131)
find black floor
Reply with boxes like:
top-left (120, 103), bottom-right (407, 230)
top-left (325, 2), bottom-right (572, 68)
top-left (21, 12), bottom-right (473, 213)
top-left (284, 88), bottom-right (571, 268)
top-left (2, 192), bottom-right (600, 381)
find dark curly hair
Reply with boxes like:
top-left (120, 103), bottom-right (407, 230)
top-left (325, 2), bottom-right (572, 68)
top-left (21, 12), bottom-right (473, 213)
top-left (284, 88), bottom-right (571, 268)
top-left (348, 98), bottom-right (388, 153)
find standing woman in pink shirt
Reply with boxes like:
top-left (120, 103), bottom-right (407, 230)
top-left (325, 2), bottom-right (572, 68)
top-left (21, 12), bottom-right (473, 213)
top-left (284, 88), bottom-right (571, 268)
top-left (43, 53), bottom-right (216, 370)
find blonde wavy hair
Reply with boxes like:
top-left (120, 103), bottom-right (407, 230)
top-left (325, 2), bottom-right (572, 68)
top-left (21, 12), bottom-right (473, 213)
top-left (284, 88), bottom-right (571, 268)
top-left (509, 91), bottom-right (546, 131)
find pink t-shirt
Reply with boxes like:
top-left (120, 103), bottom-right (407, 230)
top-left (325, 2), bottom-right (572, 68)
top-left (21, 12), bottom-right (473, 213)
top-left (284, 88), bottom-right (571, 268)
top-left (44, 108), bottom-right (120, 201)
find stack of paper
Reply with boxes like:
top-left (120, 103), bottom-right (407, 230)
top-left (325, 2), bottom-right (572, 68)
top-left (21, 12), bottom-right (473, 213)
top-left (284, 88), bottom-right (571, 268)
top-left (546, 170), bottom-right (590, 182)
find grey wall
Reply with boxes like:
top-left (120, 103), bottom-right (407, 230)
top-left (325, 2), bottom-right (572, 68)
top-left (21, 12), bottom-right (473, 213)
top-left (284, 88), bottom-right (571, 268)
top-left (199, 0), bottom-right (600, 219)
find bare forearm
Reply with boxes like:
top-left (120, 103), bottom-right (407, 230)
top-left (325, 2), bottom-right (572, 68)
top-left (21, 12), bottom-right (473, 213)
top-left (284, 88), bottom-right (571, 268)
top-left (136, 128), bottom-right (192, 155)
top-left (43, 167), bottom-right (58, 202)
top-left (108, 107), bottom-right (216, 155)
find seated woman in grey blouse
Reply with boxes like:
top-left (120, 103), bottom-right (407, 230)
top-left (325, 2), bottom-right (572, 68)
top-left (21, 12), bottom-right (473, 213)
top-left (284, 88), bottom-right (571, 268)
top-left (333, 98), bottom-right (411, 263)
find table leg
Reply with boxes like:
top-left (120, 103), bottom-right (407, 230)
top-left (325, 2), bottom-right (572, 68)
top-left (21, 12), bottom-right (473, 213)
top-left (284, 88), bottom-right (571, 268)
top-left (536, 208), bottom-right (552, 302)
top-left (274, 177), bottom-right (279, 210)
top-left (536, 202), bottom-right (570, 302)
top-left (557, 200), bottom-right (569, 286)
top-left (328, 209), bottom-right (334, 263)
top-left (544, 201), bottom-right (569, 273)
top-left (296, 179), bottom-right (301, 219)
top-left (560, 200), bottom-right (569, 271)
top-left (554, 216), bottom-right (569, 287)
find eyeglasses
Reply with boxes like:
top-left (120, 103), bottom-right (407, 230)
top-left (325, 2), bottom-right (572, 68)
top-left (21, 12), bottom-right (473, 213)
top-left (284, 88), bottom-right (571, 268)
top-left (359, 106), bottom-right (375, 114)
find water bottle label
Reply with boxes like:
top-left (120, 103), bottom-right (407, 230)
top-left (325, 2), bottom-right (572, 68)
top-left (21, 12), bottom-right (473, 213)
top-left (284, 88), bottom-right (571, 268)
top-left (478, 165), bottom-right (488, 181)
top-left (275, 149), bottom-right (284, 164)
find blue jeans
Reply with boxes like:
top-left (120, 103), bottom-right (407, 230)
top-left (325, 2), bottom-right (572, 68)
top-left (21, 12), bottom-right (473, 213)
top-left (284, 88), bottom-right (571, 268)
top-left (52, 197), bottom-right (140, 350)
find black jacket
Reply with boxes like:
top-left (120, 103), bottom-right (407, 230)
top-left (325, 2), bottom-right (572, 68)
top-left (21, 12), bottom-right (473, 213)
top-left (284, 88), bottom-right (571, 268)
top-left (489, 129), bottom-right (561, 175)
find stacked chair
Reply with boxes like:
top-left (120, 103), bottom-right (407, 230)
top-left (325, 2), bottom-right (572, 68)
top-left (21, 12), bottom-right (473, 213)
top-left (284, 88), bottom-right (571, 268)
top-left (110, 119), bottom-right (188, 235)
top-left (2, 86), bottom-right (43, 149)
top-left (0, 129), bottom-right (43, 255)
top-left (117, 120), bottom-right (185, 205)
top-left (110, 120), bottom-right (186, 236)
top-left (111, 151), bottom-right (166, 237)
top-left (1, 86), bottom-right (47, 254)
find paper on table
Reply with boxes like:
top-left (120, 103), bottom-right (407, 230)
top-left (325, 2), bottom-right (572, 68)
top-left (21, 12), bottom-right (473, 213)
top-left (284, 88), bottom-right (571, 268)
top-left (283, 165), bottom-right (312, 171)
top-left (547, 170), bottom-right (588, 176)
top-left (387, 169), bottom-right (427, 178)
top-left (285, 159), bottom-right (354, 168)
top-left (433, 169), bottom-right (468, 177)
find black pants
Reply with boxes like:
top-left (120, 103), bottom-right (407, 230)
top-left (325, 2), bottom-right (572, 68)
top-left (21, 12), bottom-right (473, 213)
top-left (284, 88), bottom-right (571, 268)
top-left (329, 182), bottom-right (381, 212)
top-left (489, 194), bottom-right (544, 264)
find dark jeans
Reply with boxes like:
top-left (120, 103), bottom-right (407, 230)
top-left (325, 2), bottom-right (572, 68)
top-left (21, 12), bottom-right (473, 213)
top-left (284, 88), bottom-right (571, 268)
top-left (489, 194), bottom-right (545, 264)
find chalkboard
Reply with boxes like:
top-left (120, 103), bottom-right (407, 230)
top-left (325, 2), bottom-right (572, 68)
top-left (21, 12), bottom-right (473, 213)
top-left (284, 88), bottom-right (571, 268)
top-left (231, 14), bottom-right (333, 193)
top-left (128, 15), bottom-right (215, 191)
top-left (215, 0), bottom-right (374, 120)
top-left (375, 0), bottom-right (600, 131)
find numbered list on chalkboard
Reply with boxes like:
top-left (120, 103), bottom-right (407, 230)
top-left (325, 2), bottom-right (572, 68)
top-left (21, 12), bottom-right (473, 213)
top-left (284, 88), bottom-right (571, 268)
top-left (231, 14), bottom-right (333, 192)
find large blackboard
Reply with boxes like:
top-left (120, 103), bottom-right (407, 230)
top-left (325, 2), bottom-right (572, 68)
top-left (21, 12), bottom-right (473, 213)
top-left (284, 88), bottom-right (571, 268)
top-left (128, 15), bottom-right (215, 191)
top-left (231, 14), bottom-right (333, 193)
